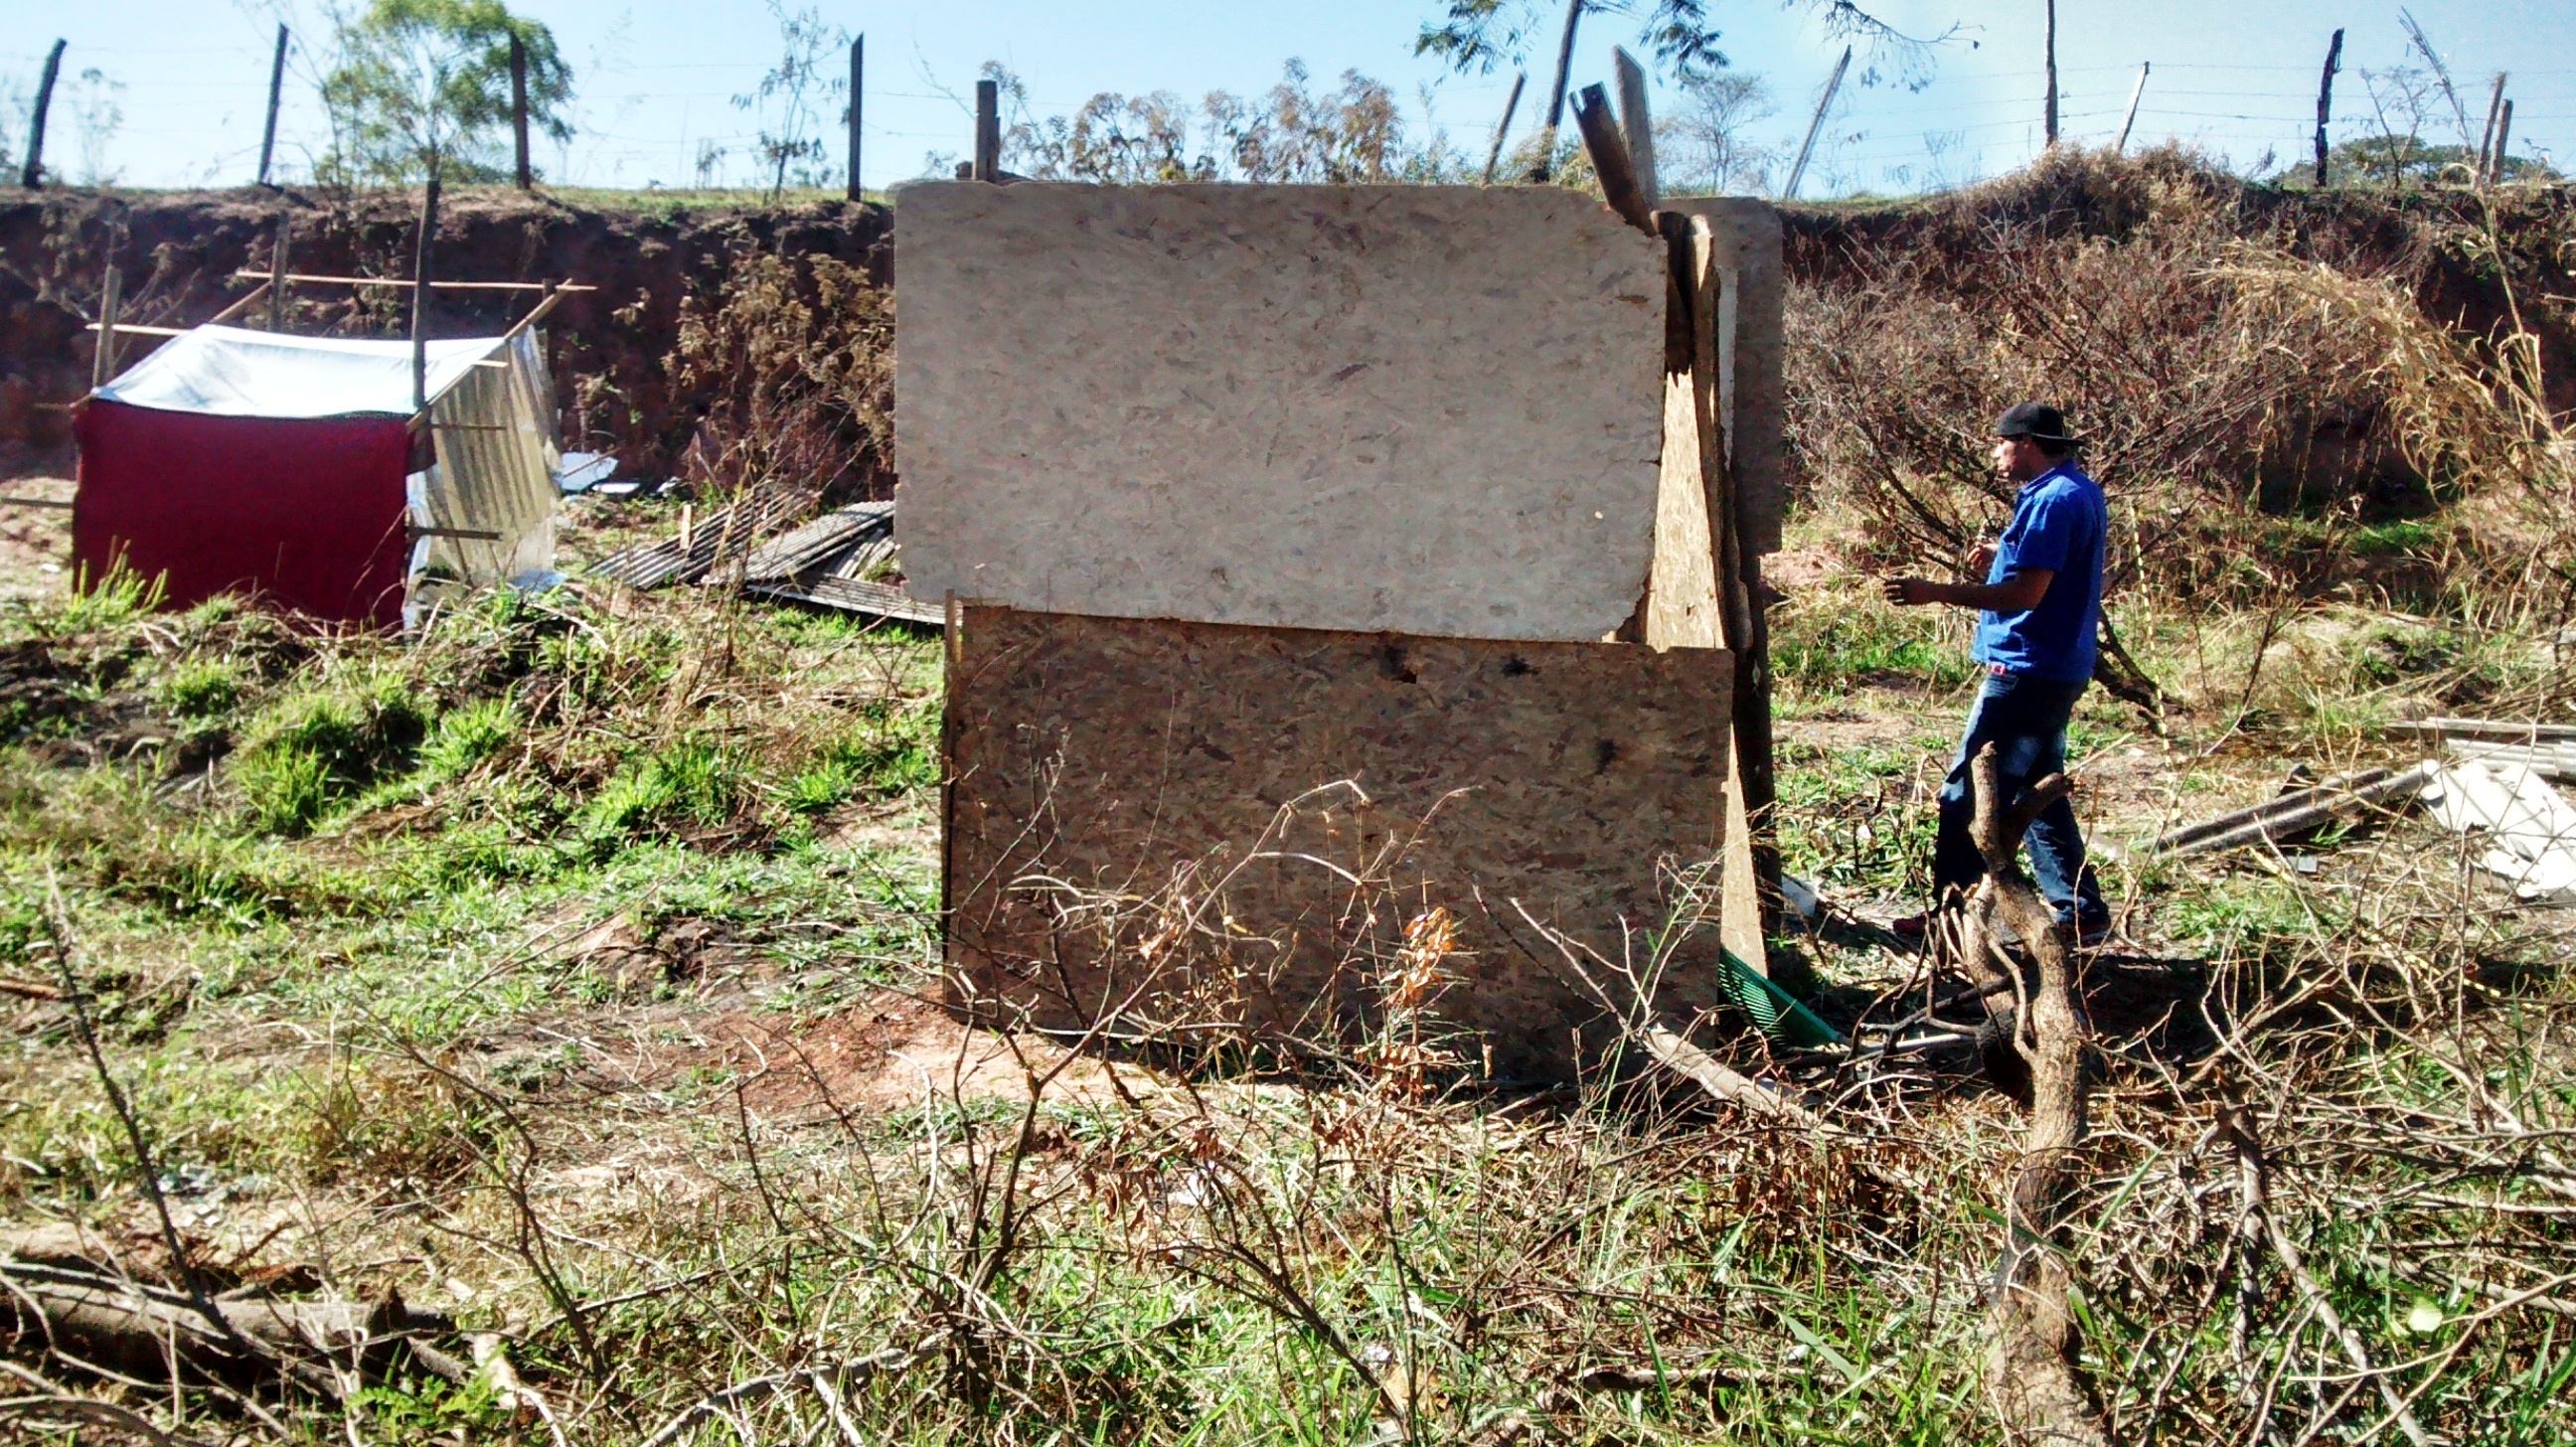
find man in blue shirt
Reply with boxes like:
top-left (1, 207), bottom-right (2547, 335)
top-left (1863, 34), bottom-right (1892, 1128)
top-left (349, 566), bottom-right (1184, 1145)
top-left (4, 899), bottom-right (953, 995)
top-left (1880, 402), bottom-right (2112, 941)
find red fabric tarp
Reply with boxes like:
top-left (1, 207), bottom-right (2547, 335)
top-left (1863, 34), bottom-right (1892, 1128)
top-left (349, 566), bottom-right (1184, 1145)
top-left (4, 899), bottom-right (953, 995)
top-left (73, 400), bottom-right (411, 626)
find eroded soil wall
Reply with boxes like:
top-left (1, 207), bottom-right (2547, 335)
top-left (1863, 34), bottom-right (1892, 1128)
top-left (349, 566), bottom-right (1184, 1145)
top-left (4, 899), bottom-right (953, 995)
top-left (0, 187), bottom-right (888, 478)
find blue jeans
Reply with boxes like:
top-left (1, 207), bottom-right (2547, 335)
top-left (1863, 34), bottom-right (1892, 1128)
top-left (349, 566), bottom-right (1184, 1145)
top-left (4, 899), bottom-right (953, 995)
top-left (1933, 671), bottom-right (2109, 928)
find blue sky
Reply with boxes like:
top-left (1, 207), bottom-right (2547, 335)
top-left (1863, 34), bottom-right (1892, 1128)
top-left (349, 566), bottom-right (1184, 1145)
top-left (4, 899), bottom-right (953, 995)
top-left (7, 1), bottom-right (2574, 195)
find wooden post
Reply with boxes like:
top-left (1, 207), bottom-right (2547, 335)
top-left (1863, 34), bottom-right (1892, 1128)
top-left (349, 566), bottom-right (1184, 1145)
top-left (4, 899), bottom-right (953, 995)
top-left (2490, 98), bottom-right (2513, 183)
top-left (1781, 47), bottom-right (1850, 202)
top-left (89, 265), bottom-right (121, 391)
top-left (2314, 29), bottom-right (2344, 188)
top-left (510, 34), bottom-right (532, 189)
top-left (1571, 84), bottom-right (1653, 233)
top-left (973, 80), bottom-right (1000, 182)
top-left (256, 25), bottom-right (288, 187)
top-left (1480, 72), bottom-right (1525, 185)
top-left (1612, 47), bottom-right (1657, 208)
top-left (2114, 63), bottom-right (2149, 153)
top-left (410, 172), bottom-right (439, 411)
top-left (847, 35), bottom-right (864, 200)
top-left (1527, 0), bottom-right (1585, 182)
top-left (2042, 0), bottom-right (2059, 147)
top-left (267, 218), bottom-right (291, 331)
top-left (2476, 73), bottom-right (2507, 180)
top-left (21, 39), bottom-right (66, 189)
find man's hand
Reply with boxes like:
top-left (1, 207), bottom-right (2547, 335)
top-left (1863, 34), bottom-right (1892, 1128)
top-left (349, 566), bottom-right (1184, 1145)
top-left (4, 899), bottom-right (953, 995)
top-left (1965, 543), bottom-right (1997, 576)
top-left (1880, 576), bottom-right (1937, 607)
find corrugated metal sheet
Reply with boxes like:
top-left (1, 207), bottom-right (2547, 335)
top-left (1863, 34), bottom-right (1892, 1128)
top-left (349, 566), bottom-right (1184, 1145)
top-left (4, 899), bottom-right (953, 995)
top-left (408, 330), bottom-right (560, 613)
top-left (586, 488), bottom-right (815, 589)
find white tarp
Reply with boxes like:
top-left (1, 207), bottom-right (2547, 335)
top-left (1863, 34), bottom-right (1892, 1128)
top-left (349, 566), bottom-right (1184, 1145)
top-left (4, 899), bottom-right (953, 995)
top-left (94, 324), bottom-right (503, 418)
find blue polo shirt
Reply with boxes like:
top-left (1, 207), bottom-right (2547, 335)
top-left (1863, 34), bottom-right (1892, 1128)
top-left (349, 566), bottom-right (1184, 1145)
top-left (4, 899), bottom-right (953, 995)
top-left (1973, 461), bottom-right (2106, 682)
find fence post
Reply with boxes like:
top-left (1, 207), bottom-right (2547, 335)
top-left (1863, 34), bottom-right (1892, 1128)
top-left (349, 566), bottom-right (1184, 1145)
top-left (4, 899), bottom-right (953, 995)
top-left (2042, 0), bottom-right (2059, 146)
top-left (1480, 73), bottom-right (1525, 186)
top-left (848, 35), bottom-right (864, 200)
top-left (1527, 0), bottom-right (1584, 182)
top-left (973, 79), bottom-right (999, 181)
top-left (2115, 63), bottom-right (2149, 153)
top-left (2476, 74), bottom-right (2506, 180)
top-left (257, 25), bottom-right (288, 187)
top-left (2489, 99), bottom-right (2512, 184)
top-left (511, 34), bottom-right (532, 189)
top-left (21, 39), bottom-right (66, 189)
top-left (1782, 46), bottom-right (1851, 202)
top-left (2314, 29), bottom-right (2344, 188)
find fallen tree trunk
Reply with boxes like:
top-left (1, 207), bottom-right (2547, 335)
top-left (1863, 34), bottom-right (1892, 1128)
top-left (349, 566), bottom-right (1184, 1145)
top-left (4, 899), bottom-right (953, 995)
top-left (1967, 745), bottom-right (2110, 1447)
top-left (1, 1257), bottom-right (465, 1398)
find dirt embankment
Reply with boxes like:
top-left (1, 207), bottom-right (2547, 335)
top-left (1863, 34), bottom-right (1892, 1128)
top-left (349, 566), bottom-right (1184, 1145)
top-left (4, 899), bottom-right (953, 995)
top-left (0, 187), bottom-right (890, 479)
top-left (1782, 151), bottom-right (2576, 415)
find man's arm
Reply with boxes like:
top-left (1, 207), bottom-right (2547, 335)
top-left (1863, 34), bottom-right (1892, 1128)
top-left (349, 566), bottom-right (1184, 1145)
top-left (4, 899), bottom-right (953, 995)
top-left (1880, 567), bottom-right (2053, 612)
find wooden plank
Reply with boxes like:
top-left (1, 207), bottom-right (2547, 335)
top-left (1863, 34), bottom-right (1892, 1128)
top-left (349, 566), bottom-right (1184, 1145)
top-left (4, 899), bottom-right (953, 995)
top-left (944, 606), bottom-right (1739, 1082)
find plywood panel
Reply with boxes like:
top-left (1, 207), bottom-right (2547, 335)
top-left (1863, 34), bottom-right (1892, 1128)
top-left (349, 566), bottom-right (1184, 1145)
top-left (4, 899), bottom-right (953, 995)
top-left (943, 607), bottom-right (1737, 1081)
top-left (894, 184), bottom-right (1668, 640)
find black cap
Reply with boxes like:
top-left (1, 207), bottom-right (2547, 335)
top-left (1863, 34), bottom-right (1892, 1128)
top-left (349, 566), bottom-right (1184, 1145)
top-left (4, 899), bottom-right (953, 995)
top-left (1996, 402), bottom-right (2081, 446)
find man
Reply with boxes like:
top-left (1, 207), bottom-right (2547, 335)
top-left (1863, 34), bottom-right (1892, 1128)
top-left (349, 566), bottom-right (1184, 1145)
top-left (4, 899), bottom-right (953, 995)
top-left (1880, 402), bottom-right (2112, 941)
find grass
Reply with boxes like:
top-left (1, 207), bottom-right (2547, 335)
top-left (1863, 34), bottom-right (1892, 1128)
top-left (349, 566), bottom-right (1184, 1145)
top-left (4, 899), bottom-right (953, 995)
top-left (0, 528), bottom-right (2567, 1446)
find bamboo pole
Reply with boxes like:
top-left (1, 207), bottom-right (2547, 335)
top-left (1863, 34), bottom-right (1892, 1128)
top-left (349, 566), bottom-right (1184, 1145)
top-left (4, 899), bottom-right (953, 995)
top-left (266, 220), bottom-right (291, 330)
top-left (89, 266), bottom-right (121, 391)
top-left (410, 171), bottom-right (439, 411)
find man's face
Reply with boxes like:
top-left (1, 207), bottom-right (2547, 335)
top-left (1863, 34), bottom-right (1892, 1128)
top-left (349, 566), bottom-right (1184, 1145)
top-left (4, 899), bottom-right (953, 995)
top-left (1992, 434), bottom-right (2046, 482)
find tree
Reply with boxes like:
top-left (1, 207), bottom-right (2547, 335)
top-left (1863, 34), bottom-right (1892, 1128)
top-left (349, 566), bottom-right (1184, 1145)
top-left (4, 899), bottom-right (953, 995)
top-left (1661, 70), bottom-right (1778, 195)
top-left (1419, 0), bottom-right (1943, 182)
top-left (732, 0), bottom-right (849, 200)
top-left (319, 0), bottom-right (570, 187)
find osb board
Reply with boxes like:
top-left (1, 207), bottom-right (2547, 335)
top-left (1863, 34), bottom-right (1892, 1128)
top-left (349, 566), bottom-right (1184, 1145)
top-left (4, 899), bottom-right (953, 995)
top-left (1665, 198), bottom-right (1785, 558)
top-left (943, 606), bottom-right (1737, 1081)
top-left (894, 183), bottom-right (1668, 641)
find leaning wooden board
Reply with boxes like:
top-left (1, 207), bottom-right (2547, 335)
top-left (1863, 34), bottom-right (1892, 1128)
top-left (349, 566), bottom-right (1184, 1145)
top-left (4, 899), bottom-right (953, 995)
top-left (942, 606), bottom-right (1741, 1081)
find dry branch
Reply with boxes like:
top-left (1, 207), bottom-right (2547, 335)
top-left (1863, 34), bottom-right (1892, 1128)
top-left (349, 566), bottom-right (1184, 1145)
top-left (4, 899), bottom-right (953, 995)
top-left (1966, 745), bottom-right (2109, 1447)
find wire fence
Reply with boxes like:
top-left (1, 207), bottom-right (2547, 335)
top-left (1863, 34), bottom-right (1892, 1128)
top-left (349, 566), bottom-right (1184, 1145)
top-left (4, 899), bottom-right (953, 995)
top-left (3, 36), bottom-right (2570, 198)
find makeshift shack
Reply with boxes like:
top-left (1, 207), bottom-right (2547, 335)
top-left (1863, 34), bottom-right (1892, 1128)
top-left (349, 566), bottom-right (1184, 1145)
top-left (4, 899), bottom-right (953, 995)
top-left (897, 183), bottom-right (1785, 1080)
top-left (75, 323), bottom-right (563, 627)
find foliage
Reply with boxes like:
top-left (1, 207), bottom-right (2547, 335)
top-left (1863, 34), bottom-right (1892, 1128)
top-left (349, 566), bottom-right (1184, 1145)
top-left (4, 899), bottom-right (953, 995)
top-left (728, 0), bottom-right (849, 200)
top-left (1662, 70), bottom-right (1780, 196)
top-left (318, 0), bottom-right (572, 187)
top-left (669, 246), bottom-right (891, 500)
top-left (1416, 0), bottom-right (1728, 81)
top-left (987, 60), bottom-right (1463, 185)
